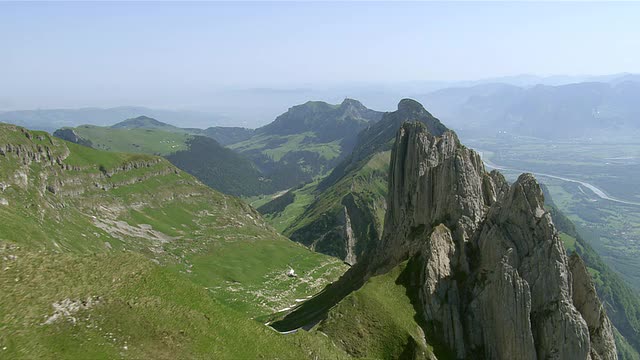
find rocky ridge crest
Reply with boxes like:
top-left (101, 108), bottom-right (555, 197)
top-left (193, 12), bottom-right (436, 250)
top-left (370, 121), bottom-right (617, 359)
top-left (273, 121), bottom-right (617, 359)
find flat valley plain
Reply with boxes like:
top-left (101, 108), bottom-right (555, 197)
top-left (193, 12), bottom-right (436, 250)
top-left (467, 136), bottom-right (640, 290)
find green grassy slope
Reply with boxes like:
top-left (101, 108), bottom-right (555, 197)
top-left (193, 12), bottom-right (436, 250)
top-left (110, 115), bottom-right (186, 132)
top-left (228, 99), bottom-right (383, 192)
top-left (281, 151), bottom-right (389, 261)
top-left (196, 126), bottom-right (254, 145)
top-left (318, 262), bottom-right (435, 359)
top-left (57, 125), bottom-right (191, 155)
top-left (111, 116), bottom-right (255, 145)
top-left (54, 124), bottom-right (269, 196)
top-left (0, 123), bottom-right (348, 358)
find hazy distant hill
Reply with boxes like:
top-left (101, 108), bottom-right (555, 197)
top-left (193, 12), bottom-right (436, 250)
top-left (0, 106), bottom-right (229, 132)
top-left (111, 117), bottom-right (254, 145)
top-left (191, 126), bottom-right (255, 145)
top-left (419, 78), bottom-right (640, 140)
top-left (110, 115), bottom-right (185, 131)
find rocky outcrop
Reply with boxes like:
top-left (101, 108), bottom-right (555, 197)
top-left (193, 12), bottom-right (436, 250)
top-left (470, 173), bottom-right (591, 359)
top-left (372, 122), bottom-right (617, 359)
top-left (570, 254), bottom-right (618, 360)
top-left (343, 206), bottom-right (358, 265)
top-left (0, 142), bottom-right (68, 167)
top-left (277, 121), bottom-right (619, 358)
top-left (53, 128), bottom-right (93, 147)
top-left (374, 122), bottom-right (494, 271)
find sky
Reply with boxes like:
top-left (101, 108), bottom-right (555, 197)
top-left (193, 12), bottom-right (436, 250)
top-left (2, 1), bottom-right (640, 111)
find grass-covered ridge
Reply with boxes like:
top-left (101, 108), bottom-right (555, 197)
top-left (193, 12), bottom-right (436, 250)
top-left (54, 122), bottom-right (269, 196)
top-left (228, 99), bottom-right (383, 193)
top-left (318, 262), bottom-right (435, 359)
top-left (0, 123), bottom-right (348, 358)
top-left (57, 124), bottom-right (192, 155)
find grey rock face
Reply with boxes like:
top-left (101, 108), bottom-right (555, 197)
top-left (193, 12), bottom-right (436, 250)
top-left (343, 206), bottom-right (358, 266)
top-left (474, 173), bottom-right (591, 359)
top-left (375, 122), bottom-right (495, 271)
top-left (375, 122), bottom-right (617, 359)
top-left (53, 128), bottom-right (93, 148)
top-left (570, 254), bottom-right (618, 360)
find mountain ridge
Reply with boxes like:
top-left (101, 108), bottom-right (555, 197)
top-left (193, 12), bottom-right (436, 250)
top-left (230, 98), bottom-right (383, 192)
top-left (259, 99), bottom-right (448, 264)
top-left (273, 121), bottom-right (618, 359)
top-left (53, 123), bottom-right (267, 196)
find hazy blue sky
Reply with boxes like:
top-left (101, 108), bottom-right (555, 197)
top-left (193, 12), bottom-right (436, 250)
top-left (2, 1), bottom-right (639, 110)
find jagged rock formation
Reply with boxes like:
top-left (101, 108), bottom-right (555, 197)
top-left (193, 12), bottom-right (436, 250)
top-left (274, 121), bottom-right (617, 359)
top-left (570, 254), bottom-right (618, 360)
top-left (53, 128), bottom-right (93, 147)
top-left (374, 122), bottom-right (617, 359)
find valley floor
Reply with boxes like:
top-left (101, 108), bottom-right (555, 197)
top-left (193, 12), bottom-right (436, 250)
top-left (468, 137), bottom-right (640, 290)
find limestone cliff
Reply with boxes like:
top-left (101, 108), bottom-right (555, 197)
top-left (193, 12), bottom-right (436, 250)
top-left (273, 121), bottom-right (618, 359)
top-left (373, 121), bottom-right (617, 359)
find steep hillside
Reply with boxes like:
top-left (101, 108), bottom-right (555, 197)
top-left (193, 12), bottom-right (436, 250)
top-left (194, 126), bottom-right (254, 145)
top-left (259, 99), bottom-right (447, 264)
top-left (54, 124), bottom-right (269, 196)
top-left (229, 99), bottom-right (383, 191)
top-left (273, 122), bottom-right (621, 359)
top-left (111, 116), bottom-right (255, 145)
top-left (0, 123), bottom-right (348, 358)
top-left (317, 261), bottom-right (436, 359)
top-left (164, 136), bottom-right (270, 196)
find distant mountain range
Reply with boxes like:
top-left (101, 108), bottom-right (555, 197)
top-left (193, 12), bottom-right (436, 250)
top-left (0, 106), bottom-right (230, 133)
top-left (3, 72), bottom-right (639, 140)
top-left (418, 76), bottom-right (640, 140)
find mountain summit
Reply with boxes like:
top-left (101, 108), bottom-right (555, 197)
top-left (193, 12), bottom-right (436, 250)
top-left (274, 121), bottom-right (617, 359)
top-left (271, 99), bottom-right (448, 265)
top-left (257, 98), bottom-right (382, 140)
top-left (111, 115), bottom-right (179, 130)
top-left (230, 98), bottom-right (383, 191)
